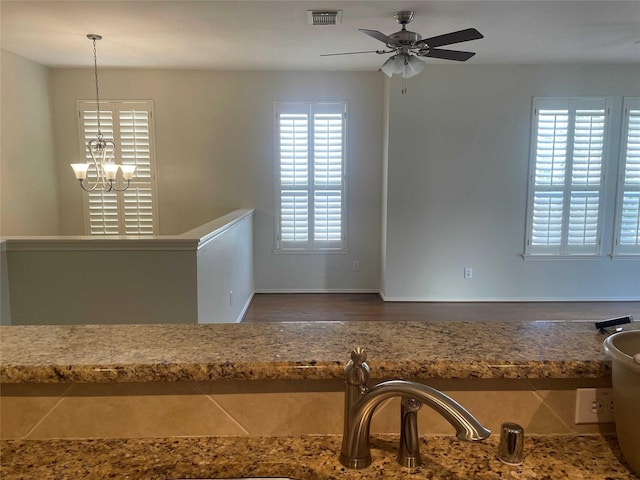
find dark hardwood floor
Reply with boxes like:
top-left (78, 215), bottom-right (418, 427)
top-left (241, 293), bottom-right (640, 323)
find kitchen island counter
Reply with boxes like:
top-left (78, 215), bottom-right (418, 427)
top-left (0, 320), bottom-right (618, 383)
top-left (1, 434), bottom-right (636, 479)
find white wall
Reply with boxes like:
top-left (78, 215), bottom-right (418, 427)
top-left (48, 69), bottom-right (384, 293)
top-left (0, 50), bottom-right (59, 235)
top-left (3, 59), bottom-right (638, 302)
top-left (193, 211), bottom-right (254, 324)
top-left (383, 65), bottom-right (640, 301)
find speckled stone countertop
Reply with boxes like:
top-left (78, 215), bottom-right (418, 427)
top-left (1, 434), bottom-right (637, 479)
top-left (0, 320), bottom-right (626, 383)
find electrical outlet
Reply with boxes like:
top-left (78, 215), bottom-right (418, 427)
top-left (464, 267), bottom-right (473, 279)
top-left (575, 388), bottom-right (615, 424)
top-left (353, 260), bottom-right (360, 272)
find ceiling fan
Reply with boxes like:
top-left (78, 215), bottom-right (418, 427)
top-left (323, 11), bottom-right (484, 79)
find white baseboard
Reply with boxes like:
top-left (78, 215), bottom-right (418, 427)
top-left (234, 291), bottom-right (256, 323)
top-left (250, 290), bottom-right (637, 302)
top-left (379, 294), bottom-right (640, 302)
top-left (254, 288), bottom-right (381, 294)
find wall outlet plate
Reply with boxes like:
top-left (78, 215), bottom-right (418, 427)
top-left (575, 388), bottom-right (615, 424)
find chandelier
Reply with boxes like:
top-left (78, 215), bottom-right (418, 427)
top-left (70, 34), bottom-right (134, 192)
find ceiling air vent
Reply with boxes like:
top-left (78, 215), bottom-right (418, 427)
top-left (307, 10), bottom-right (342, 26)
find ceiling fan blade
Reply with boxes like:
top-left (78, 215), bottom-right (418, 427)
top-left (321, 50), bottom-right (385, 57)
top-left (421, 48), bottom-right (476, 62)
top-left (359, 29), bottom-right (398, 46)
top-left (416, 28), bottom-right (484, 48)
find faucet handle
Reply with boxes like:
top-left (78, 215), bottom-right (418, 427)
top-left (351, 347), bottom-right (367, 365)
top-left (345, 347), bottom-right (370, 387)
top-left (398, 397), bottom-right (423, 468)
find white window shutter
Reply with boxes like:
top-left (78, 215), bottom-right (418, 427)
top-left (566, 104), bottom-right (605, 252)
top-left (531, 192), bottom-right (563, 246)
top-left (314, 114), bottom-right (343, 186)
top-left (80, 108), bottom-right (117, 234)
top-left (120, 109), bottom-right (151, 179)
top-left (119, 107), bottom-right (157, 234)
top-left (534, 109), bottom-right (568, 187)
top-left (568, 192), bottom-right (599, 246)
top-left (276, 102), bottom-right (346, 252)
top-left (88, 190), bottom-right (119, 235)
top-left (615, 99), bottom-right (640, 254)
top-left (571, 110), bottom-right (605, 187)
top-left (123, 187), bottom-right (155, 234)
top-left (314, 190), bottom-right (342, 244)
top-left (526, 98), bottom-right (608, 255)
top-left (77, 101), bottom-right (158, 236)
top-left (280, 191), bottom-right (309, 247)
top-left (279, 114), bottom-right (309, 187)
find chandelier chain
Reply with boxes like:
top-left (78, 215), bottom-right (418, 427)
top-left (92, 36), bottom-right (102, 136)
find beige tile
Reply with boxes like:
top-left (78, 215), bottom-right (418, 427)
top-left (370, 389), bottom-right (572, 435)
top-left (197, 379), bottom-right (346, 435)
top-left (207, 390), bottom-right (345, 434)
top-left (535, 389), bottom-right (616, 435)
top-left (0, 383), bottom-right (71, 439)
top-left (27, 382), bottom-right (246, 439)
top-left (525, 378), bottom-right (612, 391)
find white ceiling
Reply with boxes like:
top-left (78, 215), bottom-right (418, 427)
top-left (1, 1), bottom-right (639, 71)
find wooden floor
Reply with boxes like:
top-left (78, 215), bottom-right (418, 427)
top-left (241, 293), bottom-right (640, 323)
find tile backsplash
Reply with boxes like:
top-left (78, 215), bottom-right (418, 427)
top-left (0, 377), bottom-right (615, 440)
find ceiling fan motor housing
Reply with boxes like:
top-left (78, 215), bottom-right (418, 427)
top-left (389, 30), bottom-right (422, 47)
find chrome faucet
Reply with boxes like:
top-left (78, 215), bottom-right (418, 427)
top-left (340, 348), bottom-right (491, 469)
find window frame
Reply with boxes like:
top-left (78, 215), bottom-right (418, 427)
top-left (613, 97), bottom-right (640, 256)
top-left (274, 101), bottom-right (348, 253)
top-left (76, 100), bottom-right (159, 236)
top-left (524, 97), bottom-right (610, 257)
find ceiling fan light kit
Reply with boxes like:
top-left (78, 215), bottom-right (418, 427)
top-left (323, 10), bottom-right (483, 87)
top-left (380, 54), bottom-right (425, 79)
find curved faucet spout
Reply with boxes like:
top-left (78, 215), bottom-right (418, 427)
top-left (340, 379), bottom-right (491, 469)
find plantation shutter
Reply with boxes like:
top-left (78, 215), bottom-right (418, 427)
top-left (567, 104), bottom-right (605, 250)
top-left (530, 106), bottom-right (568, 248)
top-left (279, 111), bottom-right (310, 248)
top-left (79, 109), bottom-right (120, 234)
top-left (615, 98), bottom-right (640, 254)
top-left (77, 101), bottom-right (158, 235)
top-left (276, 102), bottom-right (346, 251)
top-left (313, 111), bottom-right (344, 247)
top-left (119, 107), bottom-right (155, 234)
top-left (526, 98), bottom-right (608, 255)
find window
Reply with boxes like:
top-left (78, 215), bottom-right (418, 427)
top-left (525, 98), bottom-right (609, 256)
top-left (275, 102), bottom-right (347, 252)
top-left (614, 98), bottom-right (640, 255)
top-left (77, 100), bottom-right (158, 235)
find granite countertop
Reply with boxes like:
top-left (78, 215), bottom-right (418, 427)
top-left (1, 434), bottom-right (637, 479)
top-left (0, 320), bottom-right (622, 383)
